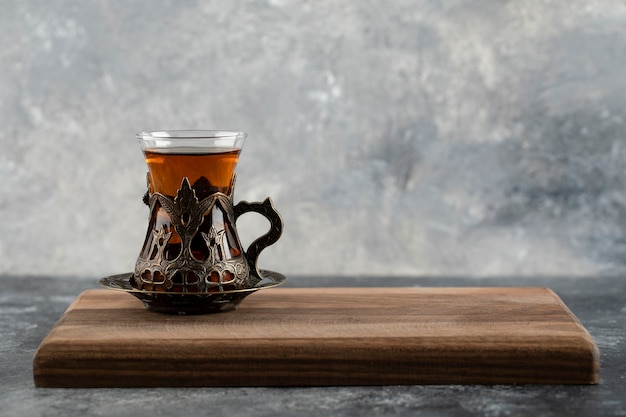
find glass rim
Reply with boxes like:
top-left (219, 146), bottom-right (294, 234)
top-left (137, 130), bottom-right (247, 140)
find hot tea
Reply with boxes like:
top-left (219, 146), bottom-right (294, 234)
top-left (103, 130), bottom-right (284, 314)
top-left (144, 148), bottom-right (240, 197)
top-left (135, 148), bottom-right (247, 293)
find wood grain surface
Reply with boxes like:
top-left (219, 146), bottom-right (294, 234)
top-left (33, 287), bottom-right (600, 387)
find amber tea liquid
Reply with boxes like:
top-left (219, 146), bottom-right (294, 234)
top-left (144, 148), bottom-right (240, 197)
top-left (138, 148), bottom-right (244, 291)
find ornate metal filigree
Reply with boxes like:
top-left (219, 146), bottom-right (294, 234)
top-left (134, 177), bottom-right (250, 293)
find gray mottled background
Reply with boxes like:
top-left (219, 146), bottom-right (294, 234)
top-left (1, 0), bottom-right (626, 279)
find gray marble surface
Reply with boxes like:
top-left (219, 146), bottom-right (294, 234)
top-left (3, 1), bottom-right (626, 279)
top-left (1, 274), bottom-right (624, 417)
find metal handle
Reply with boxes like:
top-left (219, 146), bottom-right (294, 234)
top-left (234, 198), bottom-right (283, 284)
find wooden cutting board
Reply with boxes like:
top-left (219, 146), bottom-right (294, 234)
top-left (33, 287), bottom-right (599, 387)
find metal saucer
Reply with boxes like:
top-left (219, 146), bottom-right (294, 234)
top-left (99, 271), bottom-right (286, 315)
